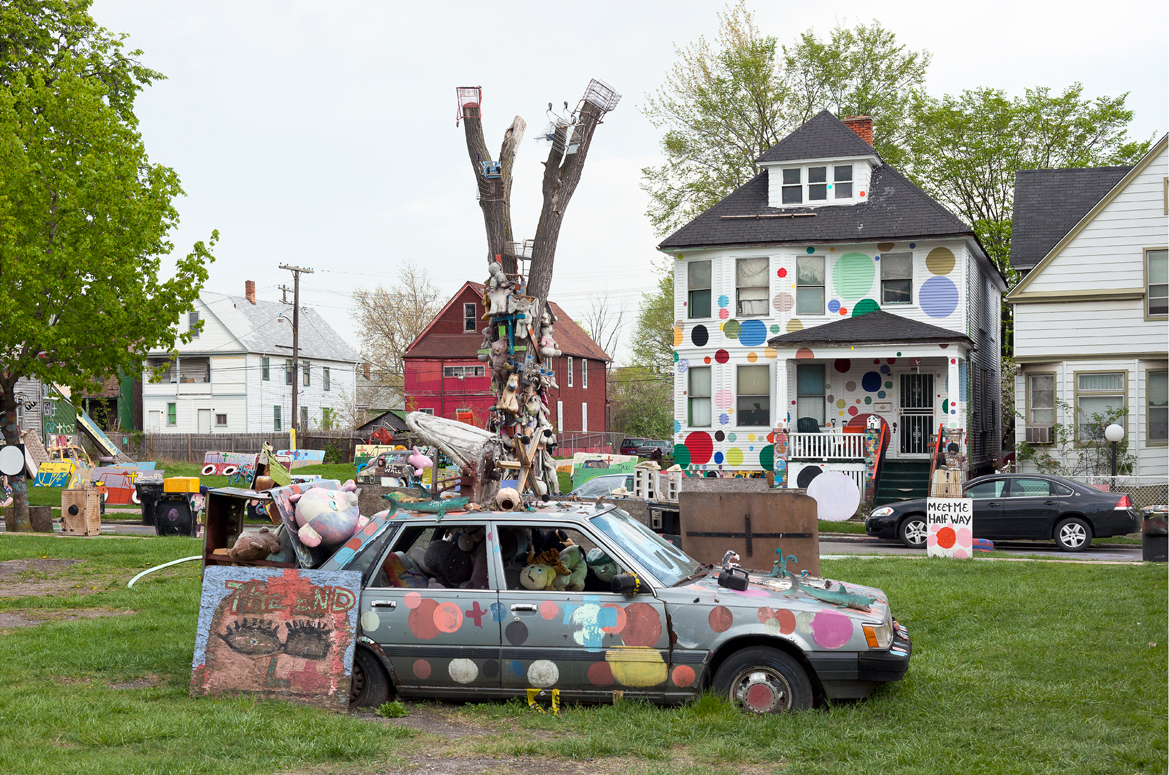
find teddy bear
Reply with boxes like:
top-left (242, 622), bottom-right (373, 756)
top-left (489, 339), bottom-right (512, 387)
top-left (486, 260), bottom-right (510, 290)
top-left (228, 527), bottom-right (281, 562)
top-left (407, 447), bottom-right (432, 476)
top-left (507, 295), bottom-right (535, 340)
top-left (553, 545), bottom-right (587, 592)
top-left (586, 548), bottom-right (621, 586)
top-left (418, 531), bottom-right (475, 588)
top-left (520, 563), bottom-right (556, 590)
top-left (497, 372), bottom-right (521, 415)
top-left (288, 480), bottom-right (368, 548)
top-left (453, 527), bottom-right (489, 589)
top-left (538, 308), bottom-right (561, 359)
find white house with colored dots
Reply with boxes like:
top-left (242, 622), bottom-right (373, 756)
top-left (657, 111), bottom-right (1007, 501)
top-left (1008, 134), bottom-right (1168, 479)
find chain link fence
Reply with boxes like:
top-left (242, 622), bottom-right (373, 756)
top-left (1072, 475), bottom-right (1168, 512)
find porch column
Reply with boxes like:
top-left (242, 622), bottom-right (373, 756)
top-left (774, 353), bottom-right (789, 429)
top-left (947, 356), bottom-right (961, 432)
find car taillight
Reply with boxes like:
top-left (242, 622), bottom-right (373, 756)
top-left (1115, 495), bottom-right (1131, 510)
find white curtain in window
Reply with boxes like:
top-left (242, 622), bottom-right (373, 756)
top-left (737, 258), bottom-right (768, 288)
top-left (1078, 373), bottom-right (1123, 391)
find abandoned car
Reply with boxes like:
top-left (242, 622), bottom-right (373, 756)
top-left (203, 482), bottom-right (911, 714)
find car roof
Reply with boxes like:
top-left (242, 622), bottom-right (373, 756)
top-left (966, 473), bottom-right (1112, 494)
top-left (385, 502), bottom-right (619, 523)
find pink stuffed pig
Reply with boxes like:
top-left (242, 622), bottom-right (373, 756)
top-left (407, 447), bottom-right (432, 476)
top-left (288, 480), bottom-right (368, 548)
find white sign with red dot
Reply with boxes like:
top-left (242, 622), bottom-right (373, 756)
top-left (926, 498), bottom-right (974, 559)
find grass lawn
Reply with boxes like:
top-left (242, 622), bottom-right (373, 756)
top-left (0, 535), bottom-right (1163, 774)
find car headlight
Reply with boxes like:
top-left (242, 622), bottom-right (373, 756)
top-left (870, 507), bottom-right (894, 518)
top-left (862, 618), bottom-right (893, 649)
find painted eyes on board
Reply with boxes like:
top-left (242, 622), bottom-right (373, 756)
top-left (284, 620), bottom-right (330, 660)
top-left (220, 618), bottom-right (331, 659)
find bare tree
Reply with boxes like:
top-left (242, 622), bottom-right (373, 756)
top-left (579, 293), bottom-right (625, 359)
top-left (350, 261), bottom-right (442, 405)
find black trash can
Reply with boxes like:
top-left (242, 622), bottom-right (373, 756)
top-left (1142, 509), bottom-right (1167, 563)
top-left (155, 494), bottom-right (197, 537)
top-left (136, 482), bottom-right (164, 526)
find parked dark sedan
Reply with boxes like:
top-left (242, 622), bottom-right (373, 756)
top-left (865, 474), bottom-right (1140, 551)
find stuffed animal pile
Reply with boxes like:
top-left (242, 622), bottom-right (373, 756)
top-left (288, 480), bottom-right (368, 548)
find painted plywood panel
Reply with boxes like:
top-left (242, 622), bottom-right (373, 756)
top-left (190, 566), bottom-right (360, 711)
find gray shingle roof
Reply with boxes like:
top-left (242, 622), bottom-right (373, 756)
top-left (767, 310), bottom-right (973, 348)
top-left (756, 110), bottom-right (877, 164)
top-left (657, 163), bottom-right (973, 251)
top-left (202, 292), bottom-right (360, 363)
top-left (1009, 166), bottom-right (1132, 271)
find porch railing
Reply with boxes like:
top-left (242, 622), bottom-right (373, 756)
top-left (788, 432), bottom-right (866, 461)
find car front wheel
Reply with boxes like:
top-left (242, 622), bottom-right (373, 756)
top-left (899, 515), bottom-right (928, 549)
top-left (712, 646), bottom-right (813, 714)
top-left (1054, 517), bottom-right (1092, 552)
top-left (350, 647), bottom-right (391, 708)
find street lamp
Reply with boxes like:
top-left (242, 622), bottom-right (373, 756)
top-left (1104, 423), bottom-right (1125, 484)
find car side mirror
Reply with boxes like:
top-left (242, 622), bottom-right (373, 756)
top-left (611, 573), bottom-right (641, 596)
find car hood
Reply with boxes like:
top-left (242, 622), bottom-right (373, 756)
top-left (872, 498), bottom-right (928, 515)
top-left (661, 568), bottom-right (890, 624)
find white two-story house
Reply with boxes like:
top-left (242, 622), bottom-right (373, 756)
top-left (142, 282), bottom-right (360, 434)
top-left (1008, 135), bottom-right (1168, 477)
top-left (657, 111), bottom-right (1007, 498)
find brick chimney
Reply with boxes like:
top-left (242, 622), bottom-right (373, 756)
top-left (245, 280), bottom-right (256, 304)
top-left (842, 116), bottom-right (873, 146)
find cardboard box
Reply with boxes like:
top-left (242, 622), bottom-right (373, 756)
top-left (164, 476), bottom-right (200, 494)
top-left (60, 489), bottom-right (102, 536)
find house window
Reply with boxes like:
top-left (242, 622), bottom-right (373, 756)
top-left (178, 357), bottom-right (210, 384)
top-left (797, 256), bottom-right (825, 315)
top-left (582, 359), bottom-right (588, 389)
top-left (688, 260), bottom-right (711, 318)
top-left (781, 168), bottom-right (802, 204)
top-left (300, 406), bottom-right (309, 429)
top-left (166, 402), bottom-right (177, 426)
top-left (285, 359), bottom-right (294, 386)
top-left (834, 165), bottom-right (853, 199)
top-left (881, 252), bottom-right (913, 304)
top-left (796, 364), bottom-right (825, 428)
top-left (737, 365), bottom-right (770, 426)
top-left (261, 356), bottom-right (270, 381)
top-left (736, 258), bottom-right (769, 316)
top-left (189, 311), bottom-right (200, 338)
top-left (443, 365), bottom-right (486, 378)
top-left (1075, 372), bottom-right (1125, 442)
top-left (1149, 370), bottom-right (1168, 443)
top-left (582, 403), bottom-right (588, 432)
top-left (808, 166), bottom-right (827, 201)
top-left (215, 413), bottom-right (227, 427)
top-left (273, 405), bottom-right (282, 431)
top-left (302, 361), bottom-right (311, 387)
top-left (147, 357), bottom-right (175, 384)
top-left (689, 367), bottom-right (711, 427)
top-left (567, 356), bottom-right (574, 388)
top-left (1147, 248), bottom-right (1167, 317)
top-left (323, 367), bottom-right (330, 391)
top-left (418, 407), bottom-right (435, 416)
top-left (464, 303), bottom-right (477, 333)
top-left (321, 408), bottom-right (334, 429)
top-left (1027, 374), bottom-right (1055, 426)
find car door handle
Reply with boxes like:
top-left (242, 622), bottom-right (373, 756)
top-left (1044, 500), bottom-right (1056, 505)
top-left (987, 502), bottom-right (1001, 507)
top-left (371, 601), bottom-right (396, 609)
top-left (510, 604), bottom-right (538, 612)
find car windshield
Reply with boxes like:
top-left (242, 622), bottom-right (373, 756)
top-left (589, 508), bottom-right (704, 587)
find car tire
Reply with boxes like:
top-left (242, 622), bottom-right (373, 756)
top-left (1054, 517), bottom-right (1092, 552)
top-left (899, 515), bottom-right (928, 549)
top-left (350, 647), bottom-right (391, 708)
top-left (712, 646), bottom-right (813, 714)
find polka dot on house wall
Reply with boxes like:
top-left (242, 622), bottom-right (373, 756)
top-left (676, 359), bottom-right (689, 374)
top-left (806, 246), bottom-right (816, 254)
top-left (773, 292), bottom-right (794, 313)
top-left (861, 372), bottom-right (882, 392)
top-left (796, 348), bottom-right (815, 359)
top-left (724, 320), bottom-right (742, 339)
top-left (691, 325), bottom-right (708, 347)
top-left (739, 319), bottom-right (767, 346)
top-left (747, 352), bottom-right (758, 362)
top-left (877, 390), bottom-right (886, 398)
top-left (764, 347), bottom-right (777, 359)
top-left (777, 267), bottom-right (788, 278)
top-left (786, 319), bottom-right (804, 333)
top-left (921, 275), bottom-right (958, 318)
top-left (828, 299), bottom-right (841, 313)
top-left (715, 349), bottom-right (730, 364)
top-left (769, 324), bottom-right (780, 333)
top-left (877, 242), bottom-right (895, 252)
top-left (719, 308), bottom-right (730, 320)
top-left (684, 431), bottom-right (713, 465)
top-left (832, 252), bottom-right (875, 299)
top-left (845, 381), bottom-right (857, 391)
top-left (834, 359), bottom-right (850, 372)
top-left (715, 389), bottom-right (733, 408)
top-left (673, 321), bottom-right (683, 346)
top-left (925, 247), bottom-right (956, 275)
top-left (851, 298), bottom-right (880, 317)
top-left (718, 294), bottom-right (730, 308)
top-left (704, 356), bottom-right (711, 364)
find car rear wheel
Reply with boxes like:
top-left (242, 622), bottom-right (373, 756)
top-left (350, 647), bottom-right (391, 708)
top-left (1054, 517), bottom-right (1092, 552)
top-left (712, 646), bottom-right (813, 714)
top-left (899, 515), bottom-right (928, 549)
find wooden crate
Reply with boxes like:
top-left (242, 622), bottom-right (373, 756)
top-left (931, 469), bottom-right (964, 498)
top-left (60, 489), bottom-right (102, 536)
top-left (679, 488), bottom-right (819, 577)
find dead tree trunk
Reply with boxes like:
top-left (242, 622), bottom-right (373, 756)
top-left (461, 105), bottom-right (525, 275)
top-left (526, 100), bottom-right (605, 305)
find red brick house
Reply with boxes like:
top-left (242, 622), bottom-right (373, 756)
top-left (403, 282), bottom-right (611, 437)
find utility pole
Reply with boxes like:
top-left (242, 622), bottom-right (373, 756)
top-left (279, 264), bottom-right (314, 433)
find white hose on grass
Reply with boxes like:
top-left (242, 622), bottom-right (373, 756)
top-left (127, 556), bottom-right (201, 588)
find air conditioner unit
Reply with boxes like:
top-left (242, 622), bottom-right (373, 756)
top-left (787, 462), bottom-right (826, 490)
top-left (1025, 425), bottom-right (1053, 444)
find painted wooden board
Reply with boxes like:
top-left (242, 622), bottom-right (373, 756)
top-left (277, 449), bottom-right (326, 469)
top-left (190, 566), bottom-right (360, 711)
top-left (926, 498), bottom-right (973, 559)
top-left (34, 460), bottom-right (76, 487)
top-left (201, 451), bottom-right (258, 476)
top-left (90, 467), bottom-right (165, 505)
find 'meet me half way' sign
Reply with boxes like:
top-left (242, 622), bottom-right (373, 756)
top-left (926, 498), bottom-right (973, 559)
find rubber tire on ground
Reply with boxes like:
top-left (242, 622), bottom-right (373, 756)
top-left (1054, 517), bottom-right (1092, 552)
top-left (350, 647), bottom-right (391, 708)
top-left (899, 515), bottom-right (928, 549)
top-left (712, 646), bottom-right (813, 714)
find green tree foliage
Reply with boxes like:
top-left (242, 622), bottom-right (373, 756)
top-left (609, 269), bottom-right (674, 438)
top-left (641, 3), bottom-right (929, 235)
top-left (905, 84), bottom-right (1152, 273)
top-left (0, 0), bottom-right (215, 530)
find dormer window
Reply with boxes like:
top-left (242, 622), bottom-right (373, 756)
top-left (809, 167), bottom-right (828, 201)
top-left (834, 165), bottom-right (853, 198)
top-left (782, 169), bottom-right (802, 204)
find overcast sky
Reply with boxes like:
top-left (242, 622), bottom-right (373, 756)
top-left (92, 0), bottom-right (1168, 363)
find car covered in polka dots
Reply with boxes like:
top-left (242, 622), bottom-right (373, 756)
top-left (318, 501), bottom-right (911, 714)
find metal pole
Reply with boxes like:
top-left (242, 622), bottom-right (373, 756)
top-left (1111, 440), bottom-right (1117, 487)
top-left (279, 264), bottom-right (314, 434)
